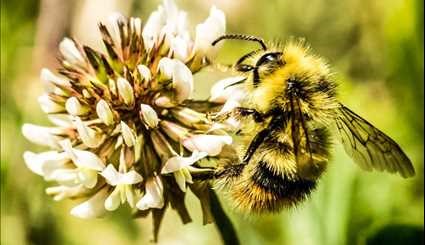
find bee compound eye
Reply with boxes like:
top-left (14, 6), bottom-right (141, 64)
top-left (236, 64), bottom-right (254, 72)
top-left (265, 53), bottom-right (278, 62)
top-left (257, 52), bottom-right (283, 66)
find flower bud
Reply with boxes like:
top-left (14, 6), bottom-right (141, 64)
top-left (59, 38), bottom-right (85, 65)
top-left (65, 97), bottom-right (89, 116)
top-left (171, 107), bottom-right (206, 127)
top-left (159, 120), bottom-right (190, 142)
top-left (96, 100), bottom-right (114, 125)
top-left (172, 60), bottom-right (193, 102)
top-left (120, 121), bottom-right (136, 147)
top-left (74, 117), bottom-right (104, 148)
top-left (108, 79), bottom-right (117, 96)
top-left (155, 95), bottom-right (176, 108)
top-left (117, 78), bottom-right (134, 105)
top-left (41, 68), bottom-right (70, 87)
top-left (137, 65), bottom-right (151, 81)
top-left (140, 104), bottom-right (159, 128)
top-left (38, 94), bottom-right (64, 113)
top-left (157, 57), bottom-right (174, 80)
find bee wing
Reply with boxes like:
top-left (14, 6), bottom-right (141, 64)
top-left (289, 95), bottom-right (314, 164)
top-left (334, 104), bottom-right (415, 178)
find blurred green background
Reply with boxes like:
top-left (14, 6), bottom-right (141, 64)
top-left (1, 0), bottom-right (423, 244)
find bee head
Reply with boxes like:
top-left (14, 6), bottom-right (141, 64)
top-left (212, 34), bottom-right (286, 88)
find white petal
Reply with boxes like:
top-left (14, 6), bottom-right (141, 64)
top-left (158, 57), bottom-right (174, 79)
top-left (23, 151), bottom-right (68, 176)
top-left (51, 169), bottom-right (79, 186)
top-left (22, 124), bottom-right (61, 148)
top-left (120, 170), bottom-right (143, 185)
top-left (41, 68), bottom-right (70, 87)
top-left (59, 38), bottom-right (84, 64)
top-left (47, 114), bottom-right (74, 127)
top-left (170, 36), bottom-right (190, 61)
top-left (182, 134), bottom-right (232, 156)
top-left (70, 188), bottom-right (108, 219)
top-left (140, 104), bottom-right (159, 128)
top-left (142, 7), bottom-right (165, 50)
top-left (209, 76), bottom-right (246, 103)
top-left (107, 12), bottom-right (125, 46)
top-left (104, 187), bottom-right (121, 211)
top-left (74, 117), bottom-right (104, 148)
top-left (78, 168), bottom-right (99, 188)
top-left (193, 6), bottom-right (226, 59)
top-left (100, 164), bottom-right (121, 186)
top-left (96, 100), bottom-right (114, 126)
top-left (172, 60), bottom-right (193, 102)
top-left (120, 121), bottom-right (136, 147)
top-left (161, 151), bottom-right (208, 174)
top-left (38, 94), bottom-right (64, 113)
top-left (59, 139), bottom-right (105, 170)
top-left (40, 155), bottom-right (71, 180)
top-left (131, 17), bottom-right (142, 36)
top-left (46, 184), bottom-right (86, 201)
top-left (75, 150), bottom-right (105, 170)
top-left (136, 176), bottom-right (164, 210)
top-left (117, 78), bottom-right (134, 105)
top-left (218, 100), bottom-right (241, 116)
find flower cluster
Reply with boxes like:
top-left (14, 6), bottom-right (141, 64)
top-left (22, 0), bottom-right (235, 240)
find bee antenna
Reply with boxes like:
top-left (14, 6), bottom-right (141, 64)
top-left (212, 34), bottom-right (267, 50)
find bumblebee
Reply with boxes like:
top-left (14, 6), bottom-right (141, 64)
top-left (209, 34), bottom-right (415, 213)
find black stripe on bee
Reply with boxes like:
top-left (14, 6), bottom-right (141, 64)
top-left (251, 161), bottom-right (316, 199)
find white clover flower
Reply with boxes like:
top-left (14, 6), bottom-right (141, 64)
top-left (70, 188), bottom-right (109, 219)
top-left (136, 175), bottom-right (165, 210)
top-left (183, 134), bottom-right (233, 156)
top-left (22, 0), bottom-right (236, 239)
top-left (23, 151), bottom-right (69, 179)
top-left (192, 6), bottom-right (226, 65)
top-left (209, 76), bottom-right (247, 103)
top-left (46, 184), bottom-right (88, 201)
top-left (100, 164), bottom-right (143, 210)
top-left (59, 139), bottom-right (105, 188)
top-left (161, 151), bottom-right (208, 192)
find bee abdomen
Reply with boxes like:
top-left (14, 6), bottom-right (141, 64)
top-left (231, 161), bottom-right (316, 213)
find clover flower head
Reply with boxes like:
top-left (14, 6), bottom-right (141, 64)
top-left (22, 0), bottom-right (233, 240)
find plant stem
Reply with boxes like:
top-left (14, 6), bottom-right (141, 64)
top-left (209, 189), bottom-right (240, 245)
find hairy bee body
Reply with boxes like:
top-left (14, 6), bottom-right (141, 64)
top-left (211, 35), bottom-right (415, 213)
top-left (228, 125), bottom-right (331, 213)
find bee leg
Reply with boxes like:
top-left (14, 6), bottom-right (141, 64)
top-left (234, 107), bottom-right (267, 123)
top-left (242, 112), bottom-right (287, 163)
top-left (242, 128), bottom-right (272, 163)
top-left (191, 164), bottom-right (245, 180)
top-left (215, 164), bottom-right (245, 179)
